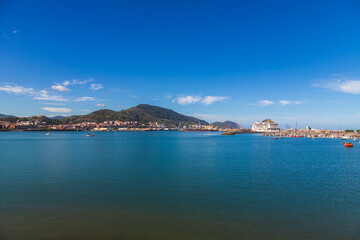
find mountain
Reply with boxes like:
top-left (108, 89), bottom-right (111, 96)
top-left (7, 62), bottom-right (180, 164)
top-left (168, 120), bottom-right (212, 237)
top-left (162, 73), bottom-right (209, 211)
top-left (61, 104), bottom-right (208, 126)
top-left (1, 115), bottom-right (61, 124)
top-left (0, 114), bottom-right (15, 118)
top-left (212, 120), bottom-right (243, 129)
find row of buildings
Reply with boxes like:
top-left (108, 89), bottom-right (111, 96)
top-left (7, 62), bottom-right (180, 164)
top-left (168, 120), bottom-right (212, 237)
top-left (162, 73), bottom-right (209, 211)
top-left (0, 118), bottom-right (231, 131)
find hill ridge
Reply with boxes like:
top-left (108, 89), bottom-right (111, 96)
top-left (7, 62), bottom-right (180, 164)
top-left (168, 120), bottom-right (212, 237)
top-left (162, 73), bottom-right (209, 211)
top-left (61, 104), bottom-right (208, 126)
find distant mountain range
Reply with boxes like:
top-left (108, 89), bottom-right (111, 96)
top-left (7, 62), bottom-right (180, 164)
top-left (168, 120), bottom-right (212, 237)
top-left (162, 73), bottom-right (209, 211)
top-left (212, 121), bottom-right (243, 129)
top-left (61, 104), bottom-right (208, 126)
top-left (0, 114), bottom-right (15, 118)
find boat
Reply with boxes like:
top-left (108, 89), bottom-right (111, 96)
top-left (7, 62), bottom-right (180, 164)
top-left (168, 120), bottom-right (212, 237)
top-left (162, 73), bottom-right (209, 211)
top-left (341, 137), bottom-right (349, 140)
top-left (272, 137), bottom-right (278, 139)
top-left (45, 132), bottom-right (51, 136)
top-left (354, 138), bottom-right (358, 141)
top-left (86, 129), bottom-right (95, 137)
top-left (312, 137), bottom-right (316, 140)
top-left (344, 142), bottom-right (353, 148)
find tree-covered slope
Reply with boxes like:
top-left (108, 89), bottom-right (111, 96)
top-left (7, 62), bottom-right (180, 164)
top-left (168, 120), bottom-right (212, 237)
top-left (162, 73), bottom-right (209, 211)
top-left (61, 104), bottom-right (208, 126)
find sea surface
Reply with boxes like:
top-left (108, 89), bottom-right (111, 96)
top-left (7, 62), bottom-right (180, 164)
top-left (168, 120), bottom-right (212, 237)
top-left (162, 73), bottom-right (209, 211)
top-left (1, 131), bottom-right (360, 240)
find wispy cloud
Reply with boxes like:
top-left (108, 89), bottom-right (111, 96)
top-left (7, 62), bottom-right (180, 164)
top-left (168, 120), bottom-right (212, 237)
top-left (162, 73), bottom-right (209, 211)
top-left (173, 96), bottom-right (202, 105)
top-left (42, 107), bottom-right (72, 113)
top-left (2, 30), bottom-right (20, 40)
top-left (33, 90), bottom-right (68, 102)
top-left (41, 102), bottom-right (66, 105)
top-left (251, 100), bottom-right (303, 107)
top-left (0, 85), bottom-right (34, 95)
top-left (313, 78), bottom-right (360, 94)
top-left (63, 78), bottom-right (94, 87)
top-left (0, 84), bottom-right (68, 102)
top-left (252, 100), bottom-right (274, 106)
top-left (51, 85), bottom-right (70, 92)
top-left (173, 95), bottom-right (228, 106)
top-left (278, 100), bottom-right (303, 106)
top-left (202, 96), bottom-right (228, 105)
top-left (90, 83), bottom-right (103, 90)
top-left (95, 103), bottom-right (106, 107)
top-left (75, 96), bottom-right (96, 102)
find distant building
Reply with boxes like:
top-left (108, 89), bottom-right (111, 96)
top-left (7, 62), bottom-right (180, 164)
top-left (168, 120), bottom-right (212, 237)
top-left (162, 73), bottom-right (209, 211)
top-left (252, 119), bottom-right (280, 132)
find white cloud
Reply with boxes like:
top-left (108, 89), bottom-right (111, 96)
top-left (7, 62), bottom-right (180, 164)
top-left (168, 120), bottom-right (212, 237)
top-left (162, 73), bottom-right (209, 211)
top-left (202, 96), bottom-right (227, 105)
top-left (278, 100), bottom-right (303, 106)
top-left (95, 103), bottom-right (106, 107)
top-left (173, 96), bottom-right (202, 105)
top-left (12, 30), bottom-right (20, 34)
top-left (33, 90), bottom-right (68, 102)
top-left (336, 81), bottom-right (360, 94)
top-left (90, 83), bottom-right (103, 90)
top-left (0, 85), bottom-right (34, 95)
top-left (51, 85), bottom-right (70, 92)
top-left (0, 84), bottom-right (69, 102)
top-left (63, 78), bottom-right (93, 87)
top-left (75, 96), bottom-right (96, 102)
top-left (253, 100), bottom-right (274, 107)
top-left (314, 79), bottom-right (360, 94)
top-left (41, 102), bottom-right (66, 105)
top-left (42, 107), bottom-right (72, 113)
top-left (278, 100), bottom-right (291, 106)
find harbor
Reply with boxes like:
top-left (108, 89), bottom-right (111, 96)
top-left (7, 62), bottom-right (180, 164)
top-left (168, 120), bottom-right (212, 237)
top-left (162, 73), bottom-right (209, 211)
top-left (261, 129), bottom-right (360, 140)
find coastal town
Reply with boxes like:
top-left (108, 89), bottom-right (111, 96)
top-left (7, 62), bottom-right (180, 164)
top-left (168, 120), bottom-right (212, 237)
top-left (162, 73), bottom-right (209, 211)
top-left (0, 116), bottom-right (229, 132)
top-left (1, 116), bottom-right (359, 140)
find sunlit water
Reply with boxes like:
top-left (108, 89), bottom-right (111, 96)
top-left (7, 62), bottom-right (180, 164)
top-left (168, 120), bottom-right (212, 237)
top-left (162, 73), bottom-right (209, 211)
top-left (1, 131), bottom-right (360, 239)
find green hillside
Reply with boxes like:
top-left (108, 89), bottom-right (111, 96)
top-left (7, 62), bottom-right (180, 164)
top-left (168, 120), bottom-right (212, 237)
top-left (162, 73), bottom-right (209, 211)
top-left (61, 104), bottom-right (208, 126)
top-left (212, 120), bottom-right (242, 129)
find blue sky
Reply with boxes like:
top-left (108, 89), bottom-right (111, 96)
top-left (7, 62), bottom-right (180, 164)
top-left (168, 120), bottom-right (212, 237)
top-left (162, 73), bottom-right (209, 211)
top-left (1, 0), bottom-right (360, 129)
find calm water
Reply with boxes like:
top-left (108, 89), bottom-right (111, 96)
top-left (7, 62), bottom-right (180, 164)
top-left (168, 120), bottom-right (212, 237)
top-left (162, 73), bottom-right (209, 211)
top-left (1, 131), bottom-right (360, 240)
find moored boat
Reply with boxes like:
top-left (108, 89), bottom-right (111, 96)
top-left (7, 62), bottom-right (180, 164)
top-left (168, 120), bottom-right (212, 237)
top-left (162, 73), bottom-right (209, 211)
top-left (86, 130), bottom-right (95, 137)
top-left (344, 142), bottom-right (353, 148)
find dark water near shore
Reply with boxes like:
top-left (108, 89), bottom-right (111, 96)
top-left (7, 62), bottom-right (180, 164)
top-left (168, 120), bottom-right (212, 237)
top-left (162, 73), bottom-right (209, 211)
top-left (1, 131), bottom-right (360, 239)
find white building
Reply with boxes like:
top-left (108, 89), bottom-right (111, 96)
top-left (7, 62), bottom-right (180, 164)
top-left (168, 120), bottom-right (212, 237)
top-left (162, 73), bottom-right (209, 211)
top-left (252, 119), bottom-right (280, 132)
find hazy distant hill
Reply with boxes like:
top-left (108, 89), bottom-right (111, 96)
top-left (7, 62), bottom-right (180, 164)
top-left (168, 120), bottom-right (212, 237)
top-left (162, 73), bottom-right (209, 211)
top-left (2, 115), bottom-right (60, 124)
top-left (212, 120), bottom-right (242, 129)
top-left (49, 116), bottom-right (69, 120)
top-left (0, 114), bottom-right (15, 118)
top-left (61, 104), bottom-right (208, 126)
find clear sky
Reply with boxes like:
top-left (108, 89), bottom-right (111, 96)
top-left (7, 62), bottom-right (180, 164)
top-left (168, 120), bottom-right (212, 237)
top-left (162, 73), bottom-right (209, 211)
top-left (1, 0), bottom-right (360, 129)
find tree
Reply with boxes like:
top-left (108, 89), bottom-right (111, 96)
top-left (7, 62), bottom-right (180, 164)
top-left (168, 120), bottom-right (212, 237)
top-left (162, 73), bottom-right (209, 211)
top-left (345, 130), bottom-right (354, 133)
